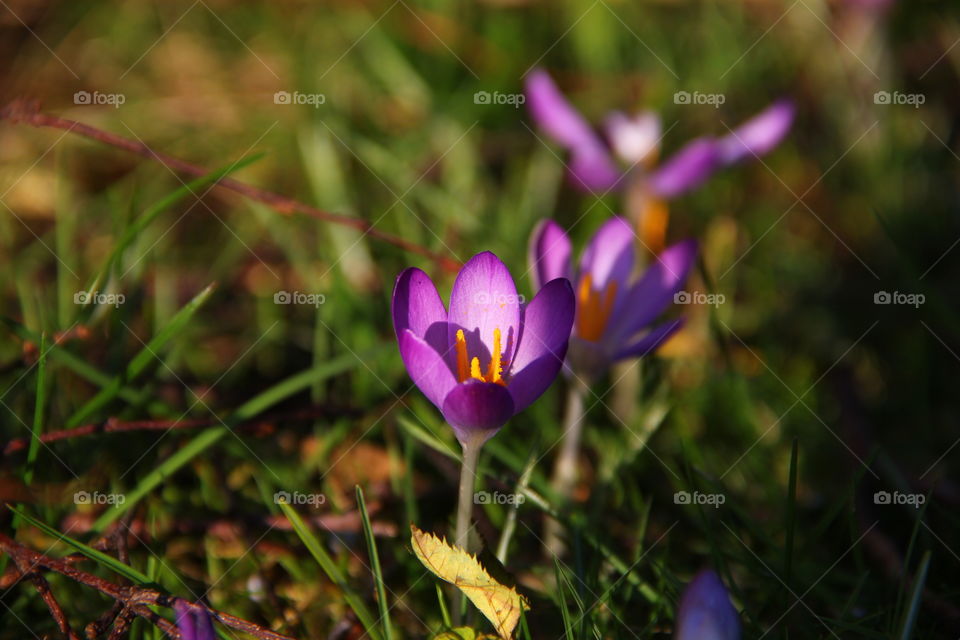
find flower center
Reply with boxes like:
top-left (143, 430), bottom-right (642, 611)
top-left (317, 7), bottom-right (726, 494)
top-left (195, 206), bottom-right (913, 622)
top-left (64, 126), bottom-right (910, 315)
top-left (576, 273), bottom-right (617, 342)
top-left (455, 328), bottom-right (507, 385)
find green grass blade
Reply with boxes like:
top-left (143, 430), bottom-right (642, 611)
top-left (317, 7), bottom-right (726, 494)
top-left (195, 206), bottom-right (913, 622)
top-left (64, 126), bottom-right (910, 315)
top-left (1, 319), bottom-right (158, 409)
top-left (784, 438), bottom-right (798, 586)
top-left (91, 352), bottom-right (363, 531)
top-left (84, 155), bottom-right (264, 300)
top-left (66, 283), bottom-right (217, 428)
top-left (278, 500), bottom-right (383, 640)
top-left (24, 333), bottom-right (48, 486)
top-left (897, 551), bottom-right (930, 640)
top-left (9, 505), bottom-right (153, 585)
top-left (91, 425), bottom-right (227, 532)
top-left (356, 485), bottom-right (393, 640)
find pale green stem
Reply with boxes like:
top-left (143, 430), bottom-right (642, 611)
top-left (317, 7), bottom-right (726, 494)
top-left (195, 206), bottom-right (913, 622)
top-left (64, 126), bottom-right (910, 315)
top-left (544, 382), bottom-right (587, 557)
top-left (453, 434), bottom-right (483, 626)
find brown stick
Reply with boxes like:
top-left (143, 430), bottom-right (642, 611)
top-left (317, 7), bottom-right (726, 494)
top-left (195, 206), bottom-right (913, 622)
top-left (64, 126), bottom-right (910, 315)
top-left (0, 99), bottom-right (461, 273)
top-left (0, 532), bottom-right (296, 640)
top-left (10, 556), bottom-right (83, 640)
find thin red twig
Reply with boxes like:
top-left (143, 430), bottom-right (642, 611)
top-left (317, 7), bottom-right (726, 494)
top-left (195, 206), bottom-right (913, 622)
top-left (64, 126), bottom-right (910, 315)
top-left (0, 99), bottom-right (461, 273)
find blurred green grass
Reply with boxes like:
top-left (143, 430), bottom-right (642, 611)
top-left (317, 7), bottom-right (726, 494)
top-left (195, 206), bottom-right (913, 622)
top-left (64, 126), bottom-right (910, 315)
top-left (2, 0), bottom-right (960, 637)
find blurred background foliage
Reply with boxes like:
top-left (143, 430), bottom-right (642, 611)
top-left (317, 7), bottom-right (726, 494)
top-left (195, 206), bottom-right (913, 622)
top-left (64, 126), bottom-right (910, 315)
top-left (2, 0), bottom-right (960, 637)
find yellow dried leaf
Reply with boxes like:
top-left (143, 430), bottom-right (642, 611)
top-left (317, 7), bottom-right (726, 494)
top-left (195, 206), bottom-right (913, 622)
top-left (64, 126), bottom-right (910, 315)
top-left (410, 524), bottom-right (529, 639)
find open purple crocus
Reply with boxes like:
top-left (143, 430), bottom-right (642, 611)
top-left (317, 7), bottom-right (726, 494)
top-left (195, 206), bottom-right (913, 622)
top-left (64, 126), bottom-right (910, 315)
top-left (674, 569), bottom-right (741, 640)
top-left (529, 216), bottom-right (696, 380)
top-left (393, 251), bottom-right (575, 446)
top-left (525, 68), bottom-right (795, 196)
top-left (174, 600), bottom-right (216, 640)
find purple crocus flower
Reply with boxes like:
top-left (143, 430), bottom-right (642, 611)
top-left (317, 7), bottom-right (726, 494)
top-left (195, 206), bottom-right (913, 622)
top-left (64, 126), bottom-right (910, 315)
top-left (524, 69), bottom-right (795, 197)
top-left (174, 600), bottom-right (216, 640)
top-left (529, 217), bottom-right (696, 380)
top-left (393, 251), bottom-right (575, 446)
top-left (674, 569), bottom-right (741, 640)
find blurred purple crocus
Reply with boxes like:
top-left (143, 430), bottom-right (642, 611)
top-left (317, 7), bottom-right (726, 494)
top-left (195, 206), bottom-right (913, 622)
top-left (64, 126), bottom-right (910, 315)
top-left (174, 600), bottom-right (215, 640)
top-left (524, 68), bottom-right (795, 197)
top-left (529, 216), bottom-right (696, 380)
top-left (674, 569), bottom-right (741, 640)
top-left (393, 251), bottom-right (575, 447)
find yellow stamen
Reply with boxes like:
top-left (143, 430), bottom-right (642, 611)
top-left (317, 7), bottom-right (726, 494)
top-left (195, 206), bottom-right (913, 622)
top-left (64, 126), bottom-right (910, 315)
top-left (487, 328), bottom-right (503, 383)
top-left (453, 327), bottom-right (509, 386)
top-left (455, 329), bottom-right (469, 382)
top-left (470, 357), bottom-right (483, 381)
top-left (576, 273), bottom-right (618, 342)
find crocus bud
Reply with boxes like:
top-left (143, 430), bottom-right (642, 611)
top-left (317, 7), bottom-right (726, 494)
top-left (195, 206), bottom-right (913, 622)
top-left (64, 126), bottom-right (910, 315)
top-left (674, 569), bottom-right (740, 640)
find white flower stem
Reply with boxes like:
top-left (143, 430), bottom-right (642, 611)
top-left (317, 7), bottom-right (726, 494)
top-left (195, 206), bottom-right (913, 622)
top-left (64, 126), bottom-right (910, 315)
top-left (544, 381), bottom-right (587, 557)
top-left (455, 437), bottom-right (482, 551)
top-left (453, 434), bottom-right (483, 626)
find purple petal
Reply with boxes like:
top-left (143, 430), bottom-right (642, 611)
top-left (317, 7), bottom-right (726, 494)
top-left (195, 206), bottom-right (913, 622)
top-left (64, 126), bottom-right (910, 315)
top-left (194, 608), bottom-right (216, 640)
top-left (508, 278), bottom-right (575, 411)
top-left (392, 267), bottom-right (449, 355)
top-left (523, 69), bottom-right (623, 192)
top-left (605, 110), bottom-right (661, 165)
top-left (442, 381), bottom-right (515, 445)
top-left (568, 145), bottom-right (624, 192)
top-left (579, 216), bottom-right (636, 295)
top-left (398, 329), bottom-right (458, 410)
top-left (529, 219), bottom-right (573, 291)
top-left (648, 137), bottom-right (723, 198)
top-left (717, 99), bottom-right (795, 166)
top-left (606, 239), bottom-right (697, 345)
top-left (674, 570), bottom-right (740, 640)
top-left (524, 69), bottom-right (601, 151)
top-left (175, 601), bottom-right (196, 640)
top-left (612, 318), bottom-right (684, 362)
top-left (447, 252), bottom-right (521, 372)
